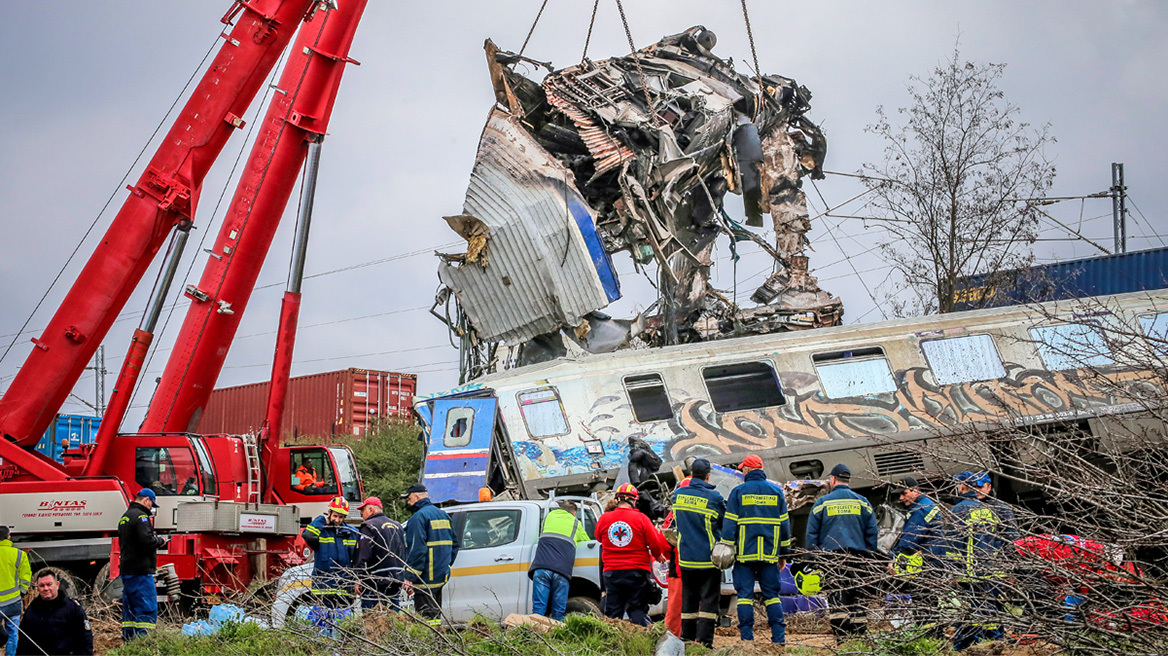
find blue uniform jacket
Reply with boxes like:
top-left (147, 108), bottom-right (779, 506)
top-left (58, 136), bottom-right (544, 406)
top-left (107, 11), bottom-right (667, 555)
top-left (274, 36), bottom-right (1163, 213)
top-left (982, 495), bottom-right (1020, 542)
top-left (804, 484), bottom-right (878, 553)
top-left (895, 495), bottom-right (947, 558)
top-left (947, 491), bottom-right (1005, 580)
top-left (301, 515), bottom-right (362, 593)
top-left (718, 470), bottom-right (792, 563)
top-left (672, 478), bottom-right (726, 569)
top-left (404, 499), bottom-right (460, 589)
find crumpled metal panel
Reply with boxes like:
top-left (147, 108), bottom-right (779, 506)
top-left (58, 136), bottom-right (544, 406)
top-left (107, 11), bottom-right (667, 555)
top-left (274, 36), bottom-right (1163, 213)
top-left (439, 108), bottom-right (620, 344)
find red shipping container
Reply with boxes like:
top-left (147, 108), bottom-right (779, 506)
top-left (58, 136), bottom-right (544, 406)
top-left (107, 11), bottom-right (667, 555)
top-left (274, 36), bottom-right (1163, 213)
top-left (198, 368), bottom-right (416, 440)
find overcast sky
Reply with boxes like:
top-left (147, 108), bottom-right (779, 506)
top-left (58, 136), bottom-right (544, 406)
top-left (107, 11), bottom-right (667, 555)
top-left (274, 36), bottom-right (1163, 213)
top-left (1, 1), bottom-right (1165, 426)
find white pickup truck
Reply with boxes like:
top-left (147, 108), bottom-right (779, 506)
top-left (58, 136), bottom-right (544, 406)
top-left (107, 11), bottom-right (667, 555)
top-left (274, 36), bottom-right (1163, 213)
top-left (272, 497), bottom-right (675, 626)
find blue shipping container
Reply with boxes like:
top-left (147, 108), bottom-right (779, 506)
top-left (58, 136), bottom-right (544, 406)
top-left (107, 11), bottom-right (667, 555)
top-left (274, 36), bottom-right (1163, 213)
top-left (953, 246), bottom-right (1168, 310)
top-left (35, 414), bottom-right (101, 463)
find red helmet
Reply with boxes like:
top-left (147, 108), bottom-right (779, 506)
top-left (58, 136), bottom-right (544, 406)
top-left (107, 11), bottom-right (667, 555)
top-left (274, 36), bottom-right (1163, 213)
top-left (615, 483), bottom-right (639, 499)
top-left (327, 496), bottom-right (350, 515)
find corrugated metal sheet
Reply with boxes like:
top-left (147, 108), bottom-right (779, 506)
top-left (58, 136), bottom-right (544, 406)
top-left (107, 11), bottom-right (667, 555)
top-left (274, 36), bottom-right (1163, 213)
top-left (953, 246), bottom-right (1168, 310)
top-left (439, 108), bottom-right (620, 343)
top-left (198, 368), bottom-right (416, 440)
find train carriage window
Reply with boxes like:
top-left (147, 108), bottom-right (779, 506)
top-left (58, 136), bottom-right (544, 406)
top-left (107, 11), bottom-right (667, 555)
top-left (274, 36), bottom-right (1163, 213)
top-left (1030, 323), bottom-right (1115, 371)
top-left (1138, 313), bottom-right (1168, 355)
top-left (624, 374), bottom-right (673, 422)
top-left (443, 406), bottom-right (475, 448)
top-left (921, 334), bottom-right (1006, 384)
top-left (702, 361), bottom-right (785, 412)
top-left (812, 347), bottom-right (898, 398)
top-left (517, 387), bottom-right (570, 438)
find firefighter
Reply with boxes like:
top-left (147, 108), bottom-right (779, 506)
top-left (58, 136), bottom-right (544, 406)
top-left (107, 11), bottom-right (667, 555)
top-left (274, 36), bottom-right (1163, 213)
top-left (891, 476), bottom-right (946, 574)
top-left (16, 569), bottom-right (93, 656)
top-left (804, 463), bottom-right (879, 638)
top-left (596, 483), bottom-right (668, 626)
top-left (717, 454), bottom-right (791, 646)
top-left (117, 489), bottom-right (167, 642)
top-left (0, 525), bottom-right (30, 656)
top-left (672, 458), bottom-right (725, 648)
top-left (401, 484), bottom-right (459, 625)
top-left (356, 497), bottom-right (407, 611)
top-left (947, 472), bottom-right (1006, 651)
top-left (301, 496), bottom-right (361, 608)
top-left (974, 473), bottom-right (1020, 542)
top-left (528, 500), bottom-right (588, 621)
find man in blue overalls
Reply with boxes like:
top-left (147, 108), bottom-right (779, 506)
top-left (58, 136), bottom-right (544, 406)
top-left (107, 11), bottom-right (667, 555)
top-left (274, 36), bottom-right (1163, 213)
top-left (719, 454), bottom-right (791, 646)
top-left (117, 489), bottom-right (167, 642)
top-left (672, 458), bottom-right (725, 648)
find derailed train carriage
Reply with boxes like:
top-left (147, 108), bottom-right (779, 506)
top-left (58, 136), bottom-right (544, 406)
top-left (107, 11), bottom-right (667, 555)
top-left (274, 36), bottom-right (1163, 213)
top-left (413, 289), bottom-right (1168, 537)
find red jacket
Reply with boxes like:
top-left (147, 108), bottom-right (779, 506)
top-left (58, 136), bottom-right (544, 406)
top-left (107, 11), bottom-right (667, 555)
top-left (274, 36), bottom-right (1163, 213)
top-left (596, 505), bottom-right (667, 572)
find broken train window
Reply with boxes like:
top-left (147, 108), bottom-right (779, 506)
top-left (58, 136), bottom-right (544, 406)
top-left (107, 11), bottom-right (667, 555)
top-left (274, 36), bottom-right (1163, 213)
top-left (517, 387), bottom-right (570, 438)
top-left (920, 334), bottom-right (1007, 385)
top-left (443, 406), bottom-right (475, 448)
top-left (623, 373), bottom-right (673, 423)
top-left (702, 361), bottom-right (785, 413)
top-left (1030, 322), bottom-right (1116, 371)
top-left (812, 347), bottom-right (898, 399)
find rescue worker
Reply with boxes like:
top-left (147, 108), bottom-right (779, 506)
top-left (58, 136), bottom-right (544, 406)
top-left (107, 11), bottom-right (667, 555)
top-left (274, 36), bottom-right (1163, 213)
top-left (294, 458), bottom-right (325, 493)
top-left (0, 526), bottom-right (30, 656)
top-left (805, 463), bottom-right (879, 638)
top-left (947, 472), bottom-right (1006, 651)
top-left (401, 484), bottom-right (459, 625)
top-left (16, 569), bottom-right (93, 656)
top-left (529, 500), bottom-right (588, 621)
top-left (356, 497), bottom-right (407, 611)
top-left (301, 496), bottom-right (362, 608)
top-left (117, 489), bottom-right (167, 642)
top-left (975, 474), bottom-right (1020, 542)
top-left (891, 476), bottom-right (946, 573)
top-left (662, 472), bottom-right (693, 637)
top-left (596, 483), bottom-right (668, 626)
top-left (672, 458), bottom-right (725, 648)
top-left (718, 454), bottom-right (791, 646)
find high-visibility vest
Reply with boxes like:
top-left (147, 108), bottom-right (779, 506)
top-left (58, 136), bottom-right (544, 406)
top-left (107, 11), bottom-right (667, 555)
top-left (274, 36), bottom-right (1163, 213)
top-left (0, 540), bottom-right (31, 606)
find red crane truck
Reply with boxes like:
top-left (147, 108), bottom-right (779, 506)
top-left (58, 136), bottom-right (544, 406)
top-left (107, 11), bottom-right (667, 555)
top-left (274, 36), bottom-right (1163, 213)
top-left (0, 0), bottom-right (367, 603)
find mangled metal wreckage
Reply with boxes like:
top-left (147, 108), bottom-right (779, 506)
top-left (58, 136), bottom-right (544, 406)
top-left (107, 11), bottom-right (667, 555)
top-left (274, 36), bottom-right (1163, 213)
top-left (434, 27), bottom-right (841, 377)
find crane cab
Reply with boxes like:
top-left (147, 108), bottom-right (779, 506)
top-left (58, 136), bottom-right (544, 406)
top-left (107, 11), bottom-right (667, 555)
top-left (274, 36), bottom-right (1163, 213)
top-left (270, 444), bottom-right (364, 520)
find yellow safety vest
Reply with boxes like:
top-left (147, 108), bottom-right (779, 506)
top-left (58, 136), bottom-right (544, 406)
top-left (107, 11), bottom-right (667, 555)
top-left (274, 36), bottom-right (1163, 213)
top-left (0, 540), bottom-right (31, 606)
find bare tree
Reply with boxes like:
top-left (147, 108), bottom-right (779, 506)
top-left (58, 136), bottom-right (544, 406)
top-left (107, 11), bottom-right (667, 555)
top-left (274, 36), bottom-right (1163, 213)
top-left (861, 47), bottom-right (1056, 315)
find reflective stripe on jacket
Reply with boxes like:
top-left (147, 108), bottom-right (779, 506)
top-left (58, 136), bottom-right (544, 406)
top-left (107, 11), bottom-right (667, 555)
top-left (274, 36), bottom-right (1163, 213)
top-left (804, 484), bottom-right (878, 553)
top-left (117, 502), bottom-right (167, 576)
top-left (301, 515), bottom-right (362, 594)
top-left (404, 499), bottom-right (460, 589)
top-left (718, 470), bottom-right (791, 563)
top-left (672, 479), bottom-right (725, 569)
top-left (946, 491), bottom-right (1005, 582)
top-left (0, 540), bottom-right (31, 606)
top-left (895, 495), bottom-right (947, 559)
top-left (529, 508), bottom-right (588, 580)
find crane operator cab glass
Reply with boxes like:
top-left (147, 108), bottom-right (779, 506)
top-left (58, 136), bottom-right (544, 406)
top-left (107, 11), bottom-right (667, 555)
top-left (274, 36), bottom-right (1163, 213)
top-left (288, 447), bottom-right (361, 503)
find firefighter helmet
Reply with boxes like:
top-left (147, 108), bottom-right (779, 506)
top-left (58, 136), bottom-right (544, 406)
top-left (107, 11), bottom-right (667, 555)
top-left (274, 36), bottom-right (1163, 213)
top-left (327, 496), bottom-right (350, 515)
top-left (615, 483), bottom-right (639, 499)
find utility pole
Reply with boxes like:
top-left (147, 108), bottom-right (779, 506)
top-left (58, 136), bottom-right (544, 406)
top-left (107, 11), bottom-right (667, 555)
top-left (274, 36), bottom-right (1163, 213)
top-left (86, 345), bottom-right (106, 416)
top-left (1111, 162), bottom-right (1127, 254)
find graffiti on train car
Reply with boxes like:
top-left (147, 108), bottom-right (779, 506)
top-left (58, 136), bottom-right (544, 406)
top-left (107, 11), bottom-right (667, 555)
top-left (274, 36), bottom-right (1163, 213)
top-left (509, 363), bottom-right (1158, 478)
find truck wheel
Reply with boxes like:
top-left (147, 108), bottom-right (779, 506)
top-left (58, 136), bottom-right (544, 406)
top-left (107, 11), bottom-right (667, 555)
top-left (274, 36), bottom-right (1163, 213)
top-left (95, 562), bottom-right (123, 604)
top-left (566, 596), bottom-right (602, 616)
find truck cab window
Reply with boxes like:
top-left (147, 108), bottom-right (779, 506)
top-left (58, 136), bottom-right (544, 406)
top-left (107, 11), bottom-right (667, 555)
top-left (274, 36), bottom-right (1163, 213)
top-left (290, 448), bottom-right (338, 495)
top-left (190, 438), bottom-right (218, 496)
top-left (623, 374), bottom-right (673, 422)
top-left (702, 361), bottom-right (785, 412)
top-left (452, 509), bottom-right (522, 549)
top-left (327, 446), bottom-right (362, 502)
top-left (135, 446), bottom-right (199, 497)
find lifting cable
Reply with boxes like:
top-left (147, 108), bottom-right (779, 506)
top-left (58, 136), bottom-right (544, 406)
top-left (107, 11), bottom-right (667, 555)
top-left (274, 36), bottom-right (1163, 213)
top-left (738, 0), bottom-right (765, 120)
top-left (581, 0), bottom-right (601, 62)
top-left (0, 31), bottom-right (222, 368)
top-left (517, 0), bottom-right (550, 58)
top-left (613, 0), bottom-right (662, 126)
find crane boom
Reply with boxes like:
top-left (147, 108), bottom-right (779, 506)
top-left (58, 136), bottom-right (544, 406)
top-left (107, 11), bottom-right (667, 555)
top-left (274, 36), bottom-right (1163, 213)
top-left (0, 0), bottom-right (315, 450)
top-left (140, 0), bottom-right (366, 435)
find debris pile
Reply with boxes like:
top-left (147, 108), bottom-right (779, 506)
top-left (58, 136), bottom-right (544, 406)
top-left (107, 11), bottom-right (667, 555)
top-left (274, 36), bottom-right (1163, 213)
top-left (435, 27), bottom-right (841, 376)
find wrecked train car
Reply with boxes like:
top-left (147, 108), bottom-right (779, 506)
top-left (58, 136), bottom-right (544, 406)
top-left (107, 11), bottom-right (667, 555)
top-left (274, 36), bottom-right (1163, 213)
top-left (414, 290), bottom-right (1168, 512)
top-left (434, 27), bottom-right (841, 378)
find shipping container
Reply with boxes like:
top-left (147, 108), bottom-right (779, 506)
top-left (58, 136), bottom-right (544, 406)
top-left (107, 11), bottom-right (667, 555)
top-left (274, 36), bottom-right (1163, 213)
top-left (198, 368), bottom-right (416, 440)
top-left (953, 246), bottom-right (1168, 310)
top-left (36, 414), bottom-right (102, 463)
